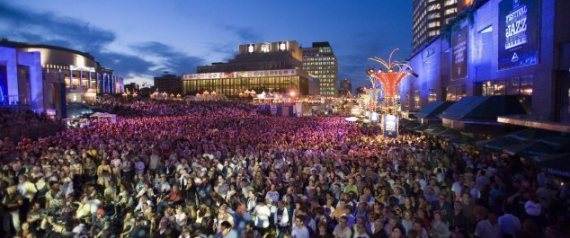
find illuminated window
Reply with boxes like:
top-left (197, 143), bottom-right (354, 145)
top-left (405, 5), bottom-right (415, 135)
top-left (445, 8), bottom-right (457, 15)
top-left (428, 89), bottom-right (437, 102)
top-left (414, 90), bottom-right (421, 109)
top-left (445, 0), bottom-right (457, 6)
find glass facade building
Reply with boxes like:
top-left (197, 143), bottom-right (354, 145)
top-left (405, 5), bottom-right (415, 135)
top-left (182, 41), bottom-right (316, 97)
top-left (413, 0), bottom-right (461, 52)
top-left (302, 42), bottom-right (338, 96)
top-left (183, 69), bottom-right (310, 96)
top-left (402, 0), bottom-right (570, 123)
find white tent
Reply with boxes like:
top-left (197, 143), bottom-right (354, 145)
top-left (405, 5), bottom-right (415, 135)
top-left (90, 112), bottom-right (117, 123)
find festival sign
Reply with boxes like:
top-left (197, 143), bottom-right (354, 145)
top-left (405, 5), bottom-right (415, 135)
top-left (452, 27), bottom-right (468, 80)
top-left (498, 0), bottom-right (540, 70)
top-left (383, 114), bottom-right (399, 138)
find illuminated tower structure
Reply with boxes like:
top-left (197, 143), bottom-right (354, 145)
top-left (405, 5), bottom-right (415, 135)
top-left (367, 49), bottom-right (417, 137)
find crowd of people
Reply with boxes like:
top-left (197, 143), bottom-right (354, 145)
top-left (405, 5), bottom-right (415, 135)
top-left (0, 100), bottom-right (569, 238)
top-left (0, 107), bottom-right (65, 143)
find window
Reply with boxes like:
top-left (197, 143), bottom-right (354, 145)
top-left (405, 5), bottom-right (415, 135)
top-left (481, 81), bottom-right (506, 96)
top-left (478, 77), bottom-right (533, 96)
top-left (428, 89), bottom-right (437, 102)
top-left (444, 0), bottom-right (457, 6)
top-left (446, 84), bottom-right (466, 101)
top-left (414, 90), bottom-right (421, 109)
top-left (445, 8), bottom-right (457, 16)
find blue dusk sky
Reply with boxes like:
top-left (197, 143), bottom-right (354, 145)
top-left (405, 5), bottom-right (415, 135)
top-left (0, 0), bottom-right (412, 89)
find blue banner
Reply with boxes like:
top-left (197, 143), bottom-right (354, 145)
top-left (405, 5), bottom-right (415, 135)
top-left (498, 0), bottom-right (540, 70)
top-left (0, 66), bottom-right (7, 104)
top-left (452, 27), bottom-right (468, 80)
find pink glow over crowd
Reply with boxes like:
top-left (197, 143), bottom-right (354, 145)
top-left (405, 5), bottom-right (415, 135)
top-left (0, 100), bottom-right (568, 238)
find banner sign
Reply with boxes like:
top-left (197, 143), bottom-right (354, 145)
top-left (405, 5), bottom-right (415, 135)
top-left (383, 114), bottom-right (399, 138)
top-left (452, 27), bottom-right (468, 80)
top-left (0, 66), bottom-right (6, 104)
top-left (498, 0), bottom-right (540, 70)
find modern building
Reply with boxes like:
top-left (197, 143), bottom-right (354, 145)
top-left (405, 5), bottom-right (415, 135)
top-left (183, 41), bottom-right (315, 96)
top-left (302, 42), bottom-right (338, 96)
top-left (124, 82), bottom-right (139, 93)
top-left (339, 78), bottom-right (353, 96)
top-left (154, 73), bottom-right (182, 94)
top-left (401, 0), bottom-right (570, 130)
top-left (0, 40), bottom-right (124, 118)
top-left (412, 0), bottom-right (462, 52)
top-left (0, 46), bottom-right (43, 111)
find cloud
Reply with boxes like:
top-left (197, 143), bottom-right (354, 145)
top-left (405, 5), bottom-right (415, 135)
top-left (130, 41), bottom-right (204, 74)
top-left (336, 32), bottom-right (413, 89)
top-left (222, 25), bottom-right (262, 42)
top-left (0, 3), bottom-right (115, 53)
top-left (0, 2), bottom-right (203, 84)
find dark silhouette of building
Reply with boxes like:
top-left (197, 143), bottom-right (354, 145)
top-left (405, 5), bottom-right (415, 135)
top-left (339, 78), bottom-right (352, 95)
top-left (154, 74), bottom-right (182, 94)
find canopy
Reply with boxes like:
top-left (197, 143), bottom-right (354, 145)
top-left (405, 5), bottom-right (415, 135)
top-left (416, 101), bottom-right (454, 119)
top-left (90, 112), bottom-right (117, 123)
top-left (90, 112), bottom-right (115, 118)
top-left (535, 153), bottom-right (570, 177)
top-left (440, 96), bottom-right (528, 121)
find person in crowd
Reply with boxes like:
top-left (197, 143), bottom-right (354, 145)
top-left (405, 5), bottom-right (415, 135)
top-left (0, 99), bottom-right (567, 238)
top-left (291, 215), bottom-right (310, 238)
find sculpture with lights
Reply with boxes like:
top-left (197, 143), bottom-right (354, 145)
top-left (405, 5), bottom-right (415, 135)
top-left (367, 48), bottom-right (417, 137)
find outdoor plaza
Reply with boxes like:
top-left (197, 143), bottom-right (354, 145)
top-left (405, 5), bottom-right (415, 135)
top-left (0, 97), bottom-right (569, 238)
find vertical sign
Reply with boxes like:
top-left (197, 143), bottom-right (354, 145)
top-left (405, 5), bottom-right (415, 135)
top-left (0, 66), bottom-right (6, 104)
top-left (383, 114), bottom-right (399, 138)
top-left (452, 27), bottom-right (468, 80)
top-left (498, 0), bottom-right (540, 70)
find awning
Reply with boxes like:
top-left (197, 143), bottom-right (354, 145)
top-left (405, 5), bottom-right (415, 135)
top-left (440, 96), bottom-right (528, 121)
top-left (498, 115), bottom-right (570, 133)
top-left (477, 136), bottom-right (524, 152)
top-left (502, 142), bottom-right (535, 156)
top-left (424, 125), bottom-right (447, 135)
top-left (439, 129), bottom-right (474, 145)
top-left (416, 101), bottom-right (454, 119)
top-left (535, 153), bottom-right (570, 177)
top-left (535, 136), bottom-right (570, 149)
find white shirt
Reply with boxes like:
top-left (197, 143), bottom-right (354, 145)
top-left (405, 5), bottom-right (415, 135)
top-left (333, 225), bottom-right (352, 238)
top-left (291, 225), bottom-right (310, 238)
top-left (111, 158), bottom-right (121, 169)
top-left (17, 181), bottom-right (37, 201)
top-left (451, 181), bottom-right (462, 196)
top-left (149, 154), bottom-right (160, 170)
top-left (254, 204), bottom-right (271, 228)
